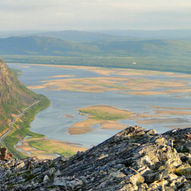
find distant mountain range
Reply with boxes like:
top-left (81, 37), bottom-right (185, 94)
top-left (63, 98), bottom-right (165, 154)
top-left (102, 29), bottom-right (191, 40)
top-left (41, 29), bottom-right (191, 41)
top-left (42, 29), bottom-right (191, 40)
top-left (36, 30), bottom-right (124, 42)
top-left (1, 30), bottom-right (191, 74)
top-left (0, 35), bottom-right (191, 58)
top-left (1, 29), bottom-right (191, 41)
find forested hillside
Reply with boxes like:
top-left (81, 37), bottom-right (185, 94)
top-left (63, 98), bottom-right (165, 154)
top-left (1, 35), bottom-right (191, 74)
top-left (0, 36), bottom-right (191, 57)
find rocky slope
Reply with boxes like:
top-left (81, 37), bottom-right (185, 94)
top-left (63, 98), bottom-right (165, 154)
top-left (0, 59), bottom-right (36, 134)
top-left (1, 126), bottom-right (191, 190)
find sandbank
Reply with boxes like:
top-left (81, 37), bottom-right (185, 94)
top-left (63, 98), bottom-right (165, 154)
top-left (50, 75), bottom-right (75, 78)
top-left (165, 124), bottom-right (191, 129)
top-left (154, 110), bottom-right (191, 116)
top-left (27, 76), bottom-right (189, 97)
top-left (69, 105), bottom-right (133, 134)
top-left (137, 118), bottom-right (190, 125)
top-left (151, 106), bottom-right (191, 110)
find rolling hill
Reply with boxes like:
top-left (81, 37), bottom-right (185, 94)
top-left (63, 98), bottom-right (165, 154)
top-left (36, 30), bottom-right (122, 42)
top-left (102, 29), bottom-right (191, 40)
top-left (1, 35), bottom-right (191, 74)
top-left (0, 36), bottom-right (191, 57)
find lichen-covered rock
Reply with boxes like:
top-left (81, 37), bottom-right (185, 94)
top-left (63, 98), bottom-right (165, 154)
top-left (1, 126), bottom-right (191, 190)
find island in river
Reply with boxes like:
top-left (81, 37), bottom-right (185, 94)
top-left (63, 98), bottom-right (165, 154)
top-left (8, 63), bottom-right (191, 159)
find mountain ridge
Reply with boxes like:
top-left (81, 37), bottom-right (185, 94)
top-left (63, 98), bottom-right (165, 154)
top-left (0, 36), bottom-right (191, 57)
top-left (1, 126), bottom-right (191, 190)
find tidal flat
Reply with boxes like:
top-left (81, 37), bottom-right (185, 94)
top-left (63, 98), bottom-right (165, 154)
top-left (69, 105), bottom-right (133, 134)
top-left (8, 63), bottom-right (191, 158)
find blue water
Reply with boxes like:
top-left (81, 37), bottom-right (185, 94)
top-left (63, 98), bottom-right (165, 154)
top-left (8, 63), bottom-right (191, 147)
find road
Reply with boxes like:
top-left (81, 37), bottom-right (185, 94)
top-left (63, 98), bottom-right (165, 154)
top-left (0, 101), bottom-right (40, 147)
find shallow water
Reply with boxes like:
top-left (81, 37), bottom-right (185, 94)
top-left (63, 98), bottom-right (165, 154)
top-left (8, 63), bottom-right (191, 148)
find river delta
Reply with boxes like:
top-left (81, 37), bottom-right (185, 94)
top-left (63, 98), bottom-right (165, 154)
top-left (8, 63), bottom-right (191, 158)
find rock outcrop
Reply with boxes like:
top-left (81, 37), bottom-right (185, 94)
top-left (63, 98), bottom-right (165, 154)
top-left (1, 126), bottom-right (191, 190)
top-left (0, 147), bottom-right (12, 161)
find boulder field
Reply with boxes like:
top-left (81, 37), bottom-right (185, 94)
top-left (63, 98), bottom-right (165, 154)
top-left (1, 126), bottom-right (191, 190)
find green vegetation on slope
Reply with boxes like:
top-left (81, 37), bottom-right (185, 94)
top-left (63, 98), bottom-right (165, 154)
top-left (0, 60), bottom-right (51, 158)
top-left (10, 68), bottom-right (22, 77)
top-left (79, 105), bottom-right (131, 121)
top-left (3, 54), bottom-right (191, 75)
top-left (28, 139), bottom-right (76, 158)
top-left (1, 36), bottom-right (191, 75)
top-left (3, 94), bottom-right (50, 158)
top-left (0, 59), bottom-right (38, 134)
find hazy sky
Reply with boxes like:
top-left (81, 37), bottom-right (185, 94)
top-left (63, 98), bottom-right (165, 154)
top-left (0, 0), bottom-right (191, 31)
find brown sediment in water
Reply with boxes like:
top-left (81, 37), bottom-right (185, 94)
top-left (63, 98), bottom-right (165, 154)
top-left (27, 75), bottom-right (189, 97)
top-left (50, 75), bottom-right (75, 78)
top-left (26, 63), bottom-right (190, 96)
top-left (165, 124), bottom-right (191, 129)
top-left (154, 110), bottom-right (191, 116)
top-left (68, 105), bottom-right (133, 134)
top-left (163, 88), bottom-right (191, 94)
top-left (128, 91), bottom-right (167, 96)
top-left (31, 64), bottom-right (116, 76)
top-left (151, 106), bottom-right (191, 110)
top-left (69, 119), bottom-right (99, 135)
top-left (64, 114), bottom-right (74, 118)
top-left (69, 119), bottom-right (129, 135)
top-left (100, 121), bottom-right (127, 130)
top-left (30, 64), bottom-right (191, 79)
top-left (133, 112), bottom-right (163, 119)
top-left (137, 118), bottom-right (190, 125)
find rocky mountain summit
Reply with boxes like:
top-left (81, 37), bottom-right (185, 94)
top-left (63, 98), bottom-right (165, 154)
top-left (1, 126), bottom-right (191, 190)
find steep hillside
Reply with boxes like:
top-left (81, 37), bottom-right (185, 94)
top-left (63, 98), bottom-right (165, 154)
top-left (1, 126), bottom-right (191, 190)
top-left (0, 59), bottom-right (36, 134)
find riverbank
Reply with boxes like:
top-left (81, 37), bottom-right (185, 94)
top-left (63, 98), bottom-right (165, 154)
top-left (4, 94), bottom-right (87, 159)
top-left (7, 63), bottom-right (191, 152)
top-left (16, 137), bottom-right (86, 159)
top-left (27, 64), bottom-right (191, 98)
top-left (3, 94), bottom-right (50, 158)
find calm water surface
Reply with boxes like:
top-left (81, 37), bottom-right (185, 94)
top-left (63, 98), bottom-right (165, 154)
top-left (8, 63), bottom-right (191, 147)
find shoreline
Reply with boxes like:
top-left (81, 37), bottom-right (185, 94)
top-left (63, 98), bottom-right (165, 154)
top-left (16, 137), bottom-right (87, 159)
top-left (6, 61), bottom-right (191, 76)
top-left (6, 62), bottom-right (191, 158)
top-left (4, 94), bottom-right (87, 159)
top-left (3, 94), bottom-right (50, 158)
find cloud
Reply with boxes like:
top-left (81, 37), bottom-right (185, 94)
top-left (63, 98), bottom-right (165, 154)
top-left (0, 0), bottom-right (190, 30)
